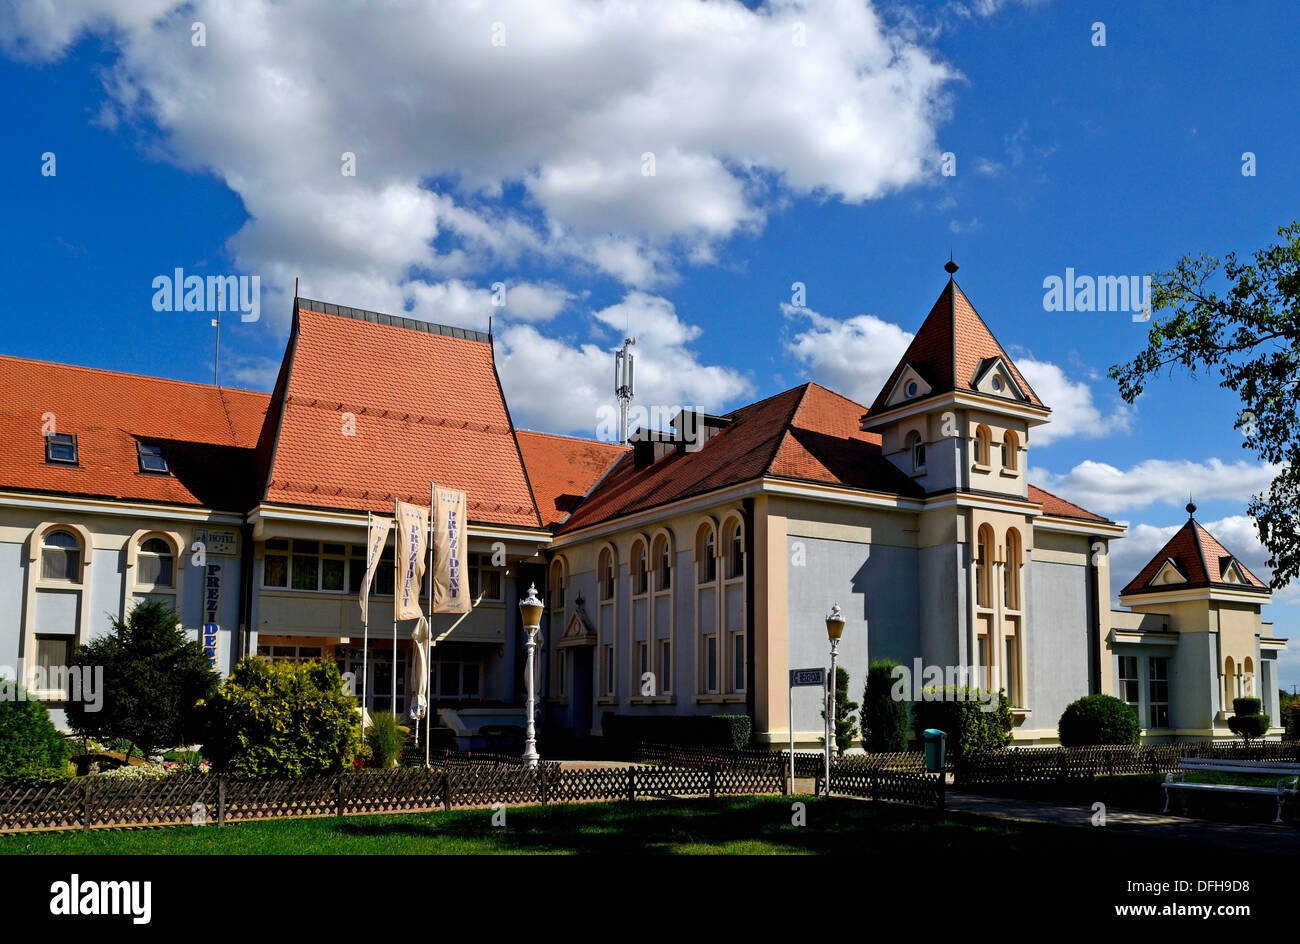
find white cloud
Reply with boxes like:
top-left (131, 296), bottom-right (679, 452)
top-left (1, 0), bottom-right (958, 298)
top-left (1032, 458), bottom-right (1279, 516)
top-left (1016, 357), bottom-right (1131, 446)
top-left (496, 293), bottom-right (753, 435)
top-left (782, 304), bottom-right (914, 406)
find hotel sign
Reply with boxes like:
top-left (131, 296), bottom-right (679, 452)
top-left (193, 528), bottom-right (238, 556)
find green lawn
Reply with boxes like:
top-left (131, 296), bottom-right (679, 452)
top-left (0, 795), bottom-right (1280, 856)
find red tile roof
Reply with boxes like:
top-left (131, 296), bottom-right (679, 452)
top-left (1028, 485), bottom-right (1110, 523)
top-left (1120, 516), bottom-right (1269, 596)
top-left (257, 303), bottom-right (543, 528)
top-left (0, 354), bottom-right (268, 509)
top-left (516, 430), bottom-right (627, 527)
top-left (867, 279), bottom-right (1045, 416)
top-left (557, 383), bottom-right (925, 534)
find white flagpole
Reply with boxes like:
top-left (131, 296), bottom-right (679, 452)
top-left (362, 511), bottom-right (370, 726)
top-left (426, 480), bottom-right (435, 768)
top-left (392, 498), bottom-right (399, 715)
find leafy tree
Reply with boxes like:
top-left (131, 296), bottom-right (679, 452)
top-left (202, 657), bottom-right (361, 778)
top-left (0, 685), bottom-right (68, 777)
top-left (820, 666), bottom-right (858, 753)
top-left (66, 600), bottom-right (218, 761)
top-left (913, 687), bottom-right (1013, 759)
top-left (861, 660), bottom-right (909, 752)
top-left (1109, 222), bottom-right (1300, 585)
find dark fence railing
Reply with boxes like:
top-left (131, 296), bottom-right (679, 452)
top-left (953, 740), bottom-right (1300, 787)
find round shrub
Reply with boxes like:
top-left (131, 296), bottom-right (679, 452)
top-left (201, 657), bottom-right (361, 779)
top-left (1228, 697), bottom-right (1269, 744)
top-left (1058, 694), bottom-right (1140, 746)
top-left (0, 685), bottom-right (69, 777)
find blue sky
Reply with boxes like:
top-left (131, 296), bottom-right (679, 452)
top-left (1, 0), bottom-right (1297, 683)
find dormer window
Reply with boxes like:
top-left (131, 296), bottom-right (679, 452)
top-left (45, 432), bottom-right (78, 465)
top-left (906, 380), bottom-right (919, 398)
top-left (137, 442), bottom-right (169, 474)
top-left (991, 376), bottom-right (1003, 392)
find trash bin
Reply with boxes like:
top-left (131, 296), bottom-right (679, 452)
top-left (922, 728), bottom-right (947, 772)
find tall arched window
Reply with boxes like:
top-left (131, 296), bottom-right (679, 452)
top-left (1003, 529), bottom-right (1021, 611)
top-left (549, 557), bottom-right (568, 699)
top-left (599, 547), bottom-right (615, 602)
top-left (1243, 656), bottom-right (1255, 697)
top-left (975, 525), bottom-right (993, 609)
top-left (906, 430), bottom-right (926, 472)
top-left (632, 539), bottom-right (648, 596)
top-left (726, 520), bottom-right (744, 579)
top-left (695, 522), bottom-right (717, 584)
top-left (40, 530), bottom-right (81, 581)
top-left (973, 425), bottom-right (992, 466)
top-left (1002, 430), bottom-right (1019, 472)
top-left (653, 533), bottom-right (672, 591)
top-left (597, 545), bottom-right (617, 698)
top-left (1224, 656), bottom-right (1237, 701)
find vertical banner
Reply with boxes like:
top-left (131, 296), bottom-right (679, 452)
top-left (203, 563), bottom-right (221, 667)
top-left (432, 487), bottom-right (470, 614)
top-left (395, 501), bottom-right (429, 620)
top-left (358, 516), bottom-right (393, 624)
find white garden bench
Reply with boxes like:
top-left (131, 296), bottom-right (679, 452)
top-left (1163, 758), bottom-right (1300, 823)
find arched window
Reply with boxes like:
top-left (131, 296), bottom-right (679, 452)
top-left (1003, 529), bottom-right (1021, 611)
top-left (599, 547), bottom-right (615, 601)
top-left (40, 530), bottom-right (81, 581)
top-left (653, 533), bottom-right (672, 591)
top-left (1002, 430), bottom-right (1019, 472)
top-left (1243, 656), bottom-right (1255, 697)
top-left (632, 539), bottom-right (648, 596)
top-left (695, 522), bottom-right (717, 584)
top-left (975, 525), bottom-right (994, 609)
top-left (725, 519), bottom-right (744, 579)
top-left (1224, 656), bottom-right (1236, 700)
top-left (136, 536), bottom-right (175, 588)
top-left (973, 425), bottom-right (991, 466)
top-left (906, 430), bottom-right (926, 472)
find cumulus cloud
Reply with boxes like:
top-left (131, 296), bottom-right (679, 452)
top-left (0, 0), bottom-right (958, 299)
top-left (496, 293), bottom-right (753, 435)
top-left (1016, 357), bottom-right (1131, 446)
top-left (1031, 458), bottom-right (1279, 516)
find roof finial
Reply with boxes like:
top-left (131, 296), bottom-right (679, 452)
top-left (1186, 497), bottom-right (1196, 519)
top-left (944, 252), bottom-right (959, 276)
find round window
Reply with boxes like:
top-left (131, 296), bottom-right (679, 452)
top-left (906, 381), bottom-right (918, 397)
top-left (991, 376), bottom-right (1003, 391)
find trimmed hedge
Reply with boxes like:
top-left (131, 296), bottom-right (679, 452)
top-left (1228, 697), bottom-right (1270, 744)
top-left (602, 713), bottom-right (752, 751)
top-left (0, 686), bottom-right (68, 777)
top-left (1058, 694), bottom-right (1141, 747)
top-left (912, 687), bottom-right (1013, 759)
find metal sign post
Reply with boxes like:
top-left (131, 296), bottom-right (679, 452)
top-left (788, 668), bottom-right (826, 793)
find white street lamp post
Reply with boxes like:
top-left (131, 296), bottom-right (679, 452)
top-left (519, 583), bottom-right (545, 769)
top-left (824, 603), bottom-right (845, 796)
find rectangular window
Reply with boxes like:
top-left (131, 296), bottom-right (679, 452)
top-left (1004, 636), bottom-right (1018, 705)
top-left (731, 633), bottom-right (745, 693)
top-left (34, 635), bottom-right (72, 677)
top-left (264, 539), bottom-right (288, 588)
top-left (659, 640), bottom-right (671, 693)
top-left (137, 553), bottom-right (174, 588)
top-left (604, 645), bottom-right (615, 696)
top-left (638, 641), bottom-right (648, 679)
top-left (1118, 655), bottom-right (1140, 710)
top-left (705, 635), bottom-right (717, 693)
top-left (1148, 657), bottom-right (1170, 728)
top-left (45, 432), bottom-right (77, 465)
top-left (291, 551), bottom-right (319, 591)
top-left (556, 651), bottom-right (567, 697)
top-left (321, 556), bottom-right (345, 592)
top-left (137, 442), bottom-right (169, 474)
top-left (470, 554), bottom-right (503, 602)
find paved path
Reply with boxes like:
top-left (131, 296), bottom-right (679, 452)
top-left (944, 791), bottom-right (1300, 855)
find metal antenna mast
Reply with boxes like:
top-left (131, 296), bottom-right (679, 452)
top-left (614, 337), bottom-right (636, 445)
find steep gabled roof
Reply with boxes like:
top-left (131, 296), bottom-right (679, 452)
top-left (1120, 515), bottom-right (1269, 596)
top-left (557, 382), bottom-right (924, 534)
top-left (516, 430), bottom-right (627, 528)
top-left (866, 277), bottom-right (1045, 416)
top-left (256, 300), bottom-right (542, 528)
top-left (0, 354), bottom-right (268, 509)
